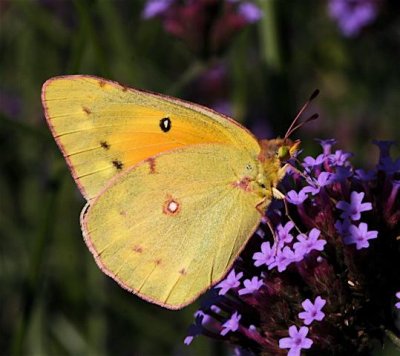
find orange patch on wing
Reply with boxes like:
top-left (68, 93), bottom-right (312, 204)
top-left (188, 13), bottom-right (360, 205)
top-left (154, 259), bottom-right (162, 265)
top-left (98, 80), bottom-right (106, 87)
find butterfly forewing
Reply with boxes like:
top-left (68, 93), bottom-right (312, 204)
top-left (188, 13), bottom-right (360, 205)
top-left (42, 76), bottom-right (260, 200)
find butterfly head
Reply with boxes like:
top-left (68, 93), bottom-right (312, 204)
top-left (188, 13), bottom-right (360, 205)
top-left (258, 138), bottom-right (300, 165)
top-left (277, 138), bottom-right (301, 162)
top-left (255, 138), bottom-right (300, 203)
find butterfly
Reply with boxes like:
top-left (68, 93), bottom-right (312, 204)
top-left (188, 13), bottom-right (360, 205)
top-left (41, 75), bottom-right (313, 309)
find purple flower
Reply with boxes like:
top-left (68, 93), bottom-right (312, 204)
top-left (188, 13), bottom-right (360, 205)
top-left (298, 296), bottom-right (326, 325)
top-left (248, 324), bottom-right (257, 332)
top-left (220, 311), bottom-right (241, 336)
top-left (334, 218), bottom-right (351, 237)
top-left (303, 154), bottom-right (325, 169)
top-left (279, 326), bottom-right (313, 356)
top-left (293, 228), bottom-right (326, 257)
top-left (336, 191), bottom-right (372, 220)
top-left (216, 269), bottom-right (243, 295)
top-left (193, 310), bottom-right (217, 329)
top-left (303, 172), bottom-right (334, 195)
top-left (286, 189), bottom-right (308, 205)
top-left (142, 0), bottom-right (173, 19)
top-left (237, 2), bottom-right (263, 23)
top-left (238, 276), bottom-right (263, 295)
top-left (373, 141), bottom-right (400, 173)
top-left (142, 0), bottom-right (264, 56)
top-left (184, 313), bottom-right (204, 345)
top-left (317, 138), bottom-right (337, 155)
top-left (331, 166), bottom-right (352, 182)
top-left (395, 292), bottom-right (400, 309)
top-left (377, 157), bottom-right (400, 175)
top-left (270, 246), bottom-right (296, 272)
top-left (355, 168), bottom-right (376, 182)
top-left (373, 140), bottom-right (396, 161)
top-left (210, 305), bottom-right (221, 314)
top-left (343, 222), bottom-right (378, 250)
top-left (253, 241), bottom-right (275, 268)
top-left (329, 150), bottom-right (353, 166)
top-left (183, 335), bottom-right (194, 345)
top-left (276, 221), bottom-right (295, 246)
top-left (315, 172), bottom-right (334, 186)
top-left (302, 185), bottom-right (320, 196)
top-left (328, 0), bottom-right (378, 37)
top-left (255, 227), bottom-right (265, 239)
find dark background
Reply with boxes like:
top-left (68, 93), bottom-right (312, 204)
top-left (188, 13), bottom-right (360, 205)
top-left (1, 0), bottom-right (399, 355)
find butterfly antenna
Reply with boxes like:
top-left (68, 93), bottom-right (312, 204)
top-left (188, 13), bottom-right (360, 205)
top-left (286, 113), bottom-right (319, 136)
top-left (284, 89), bottom-right (320, 139)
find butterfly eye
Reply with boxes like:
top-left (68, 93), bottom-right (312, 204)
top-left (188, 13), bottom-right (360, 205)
top-left (277, 145), bottom-right (290, 161)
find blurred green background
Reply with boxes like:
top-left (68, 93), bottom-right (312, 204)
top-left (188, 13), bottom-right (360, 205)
top-left (1, 0), bottom-right (399, 355)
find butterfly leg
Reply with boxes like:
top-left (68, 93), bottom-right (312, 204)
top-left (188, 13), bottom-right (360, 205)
top-left (283, 198), bottom-right (303, 235)
top-left (272, 181), bottom-right (303, 235)
top-left (265, 217), bottom-right (281, 255)
top-left (287, 159), bottom-right (313, 181)
top-left (256, 197), bottom-right (280, 253)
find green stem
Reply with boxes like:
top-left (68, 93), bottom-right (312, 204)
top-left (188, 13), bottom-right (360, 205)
top-left (385, 329), bottom-right (400, 349)
top-left (257, 0), bottom-right (294, 133)
top-left (96, 0), bottom-right (135, 80)
top-left (166, 61), bottom-right (206, 97)
top-left (72, 0), bottom-right (111, 76)
top-left (258, 0), bottom-right (282, 73)
top-left (230, 32), bottom-right (249, 122)
top-left (11, 169), bottom-right (64, 356)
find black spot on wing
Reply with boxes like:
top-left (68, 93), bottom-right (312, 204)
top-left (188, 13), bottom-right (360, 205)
top-left (159, 117), bottom-right (171, 132)
top-left (112, 160), bottom-right (123, 170)
top-left (100, 141), bottom-right (110, 150)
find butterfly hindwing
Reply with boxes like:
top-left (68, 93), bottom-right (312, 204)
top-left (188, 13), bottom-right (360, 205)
top-left (81, 144), bottom-right (264, 309)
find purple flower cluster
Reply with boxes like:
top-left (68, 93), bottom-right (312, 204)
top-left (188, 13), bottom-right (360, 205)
top-left (335, 191), bottom-right (378, 249)
top-left (328, 0), bottom-right (379, 37)
top-left (185, 139), bottom-right (400, 354)
top-left (141, 0), bottom-right (262, 55)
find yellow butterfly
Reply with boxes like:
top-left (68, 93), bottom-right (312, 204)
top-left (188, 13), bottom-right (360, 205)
top-left (42, 75), bottom-right (302, 309)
